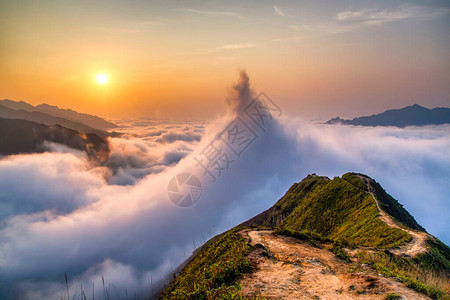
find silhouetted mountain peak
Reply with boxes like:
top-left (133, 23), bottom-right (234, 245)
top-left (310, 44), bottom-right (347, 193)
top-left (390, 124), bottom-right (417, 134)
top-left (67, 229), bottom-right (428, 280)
top-left (36, 103), bottom-right (77, 114)
top-left (36, 103), bottom-right (59, 110)
top-left (325, 104), bottom-right (450, 127)
top-left (0, 99), bottom-right (35, 111)
top-left (325, 117), bottom-right (345, 124)
top-left (402, 103), bottom-right (427, 111)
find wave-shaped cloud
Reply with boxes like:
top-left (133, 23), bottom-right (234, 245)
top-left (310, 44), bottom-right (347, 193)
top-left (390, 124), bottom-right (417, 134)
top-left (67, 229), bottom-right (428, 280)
top-left (0, 72), bottom-right (448, 299)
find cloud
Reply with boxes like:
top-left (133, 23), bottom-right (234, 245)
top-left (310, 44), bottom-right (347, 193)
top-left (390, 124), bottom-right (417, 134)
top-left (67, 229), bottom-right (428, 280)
top-left (95, 20), bottom-right (169, 35)
top-left (104, 121), bottom-right (201, 185)
top-left (272, 35), bottom-right (303, 43)
top-left (0, 73), bottom-right (449, 299)
top-left (11, 258), bottom-right (171, 300)
top-left (225, 70), bottom-right (253, 115)
top-left (0, 152), bottom-right (108, 220)
top-left (156, 132), bottom-right (201, 143)
top-left (220, 43), bottom-right (259, 50)
top-left (336, 4), bottom-right (449, 26)
top-left (289, 4), bottom-right (449, 37)
top-left (289, 23), bottom-right (360, 34)
top-left (274, 6), bottom-right (285, 17)
top-left (178, 8), bottom-right (245, 20)
top-left (181, 43), bottom-right (259, 55)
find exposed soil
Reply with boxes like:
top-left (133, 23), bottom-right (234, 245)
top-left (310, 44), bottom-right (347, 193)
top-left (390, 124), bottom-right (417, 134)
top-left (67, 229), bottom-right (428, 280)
top-left (238, 229), bottom-right (430, 300)
top-left (354, 175), bottom-right (430, 257)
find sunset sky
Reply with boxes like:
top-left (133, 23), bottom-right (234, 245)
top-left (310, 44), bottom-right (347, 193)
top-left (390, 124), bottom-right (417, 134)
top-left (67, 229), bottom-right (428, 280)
top-left (1, 0), bottom-right (449, 119)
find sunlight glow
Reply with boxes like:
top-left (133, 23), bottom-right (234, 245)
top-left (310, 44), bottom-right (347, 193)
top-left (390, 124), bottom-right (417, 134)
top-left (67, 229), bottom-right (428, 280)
top-left (96, 74), bottom-right (108, 85)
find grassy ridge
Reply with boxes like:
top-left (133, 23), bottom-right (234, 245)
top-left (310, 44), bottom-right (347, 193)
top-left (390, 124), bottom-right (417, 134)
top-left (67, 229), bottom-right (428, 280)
top-left (371, 179), bottom-right (425, 231)
top-left (240, 175), bottom-right (329, 228)
top-left (261, 175), bottom-right (329, 227)
top-left (280, 177), bottom-right (411, 248)
top-left (341, 173), bottom-right (368, 191)
top-left (160, 228), bottom-right (254, 299)
top-left (342, 173), bottom-right (424, 231)
top-left (161, 173), bottom-right (450, 299)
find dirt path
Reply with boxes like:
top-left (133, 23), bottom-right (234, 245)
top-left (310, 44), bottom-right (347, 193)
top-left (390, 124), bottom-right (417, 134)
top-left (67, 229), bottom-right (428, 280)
top-left (351, 175), bottom-right (429, 257)
top-left (238, 229), bottom-right (430, 300)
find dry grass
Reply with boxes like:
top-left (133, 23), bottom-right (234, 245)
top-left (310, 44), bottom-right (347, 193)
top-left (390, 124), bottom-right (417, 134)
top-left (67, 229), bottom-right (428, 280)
top-left (356, 250), bottom-right (450, 299)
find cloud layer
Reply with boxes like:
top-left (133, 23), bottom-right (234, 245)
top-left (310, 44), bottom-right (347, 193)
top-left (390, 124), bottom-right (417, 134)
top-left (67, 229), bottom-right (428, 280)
top-left (0, 73), bottom-right (449, 299)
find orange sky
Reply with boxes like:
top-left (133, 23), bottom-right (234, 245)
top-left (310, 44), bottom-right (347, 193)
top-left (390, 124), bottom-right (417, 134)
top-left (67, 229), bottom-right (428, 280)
top-left (1, 0), bottom-right (449, 120)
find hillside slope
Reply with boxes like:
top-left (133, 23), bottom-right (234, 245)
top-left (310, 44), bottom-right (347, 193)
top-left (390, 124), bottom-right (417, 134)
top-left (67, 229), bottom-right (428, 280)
top-left (0, 118), bottom-right (110, 162)
top-left (160, 173), bottom-right (450, 300)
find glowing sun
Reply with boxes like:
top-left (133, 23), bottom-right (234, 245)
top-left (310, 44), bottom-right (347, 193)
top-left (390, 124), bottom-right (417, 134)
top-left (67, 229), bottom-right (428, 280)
top-left (96, 73), bottom-right (108, 84)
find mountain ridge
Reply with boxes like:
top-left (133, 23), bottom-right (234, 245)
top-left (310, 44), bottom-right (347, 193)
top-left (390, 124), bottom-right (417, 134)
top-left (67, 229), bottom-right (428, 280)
top-left (325, 104), bottom-right (450, 127)
top-left (0, 117), bottom-right (110, 163)
top-left (0, 104), bottom-right (110, 138)
top-left (0, 99), bottom-right (117, 130)
top-left (160, 173), bottom-right (450, 299)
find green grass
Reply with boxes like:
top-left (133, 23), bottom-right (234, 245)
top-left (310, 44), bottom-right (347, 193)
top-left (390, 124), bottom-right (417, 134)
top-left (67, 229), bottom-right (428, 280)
top-left (160, 228), bottom-right (255, 299)
top-left (263, 175), bottom-right (329, 227)
top-left (342, 173), bottom-right (368, 191)
top-left (274, 227), bottom-right (331, 243)
top-left (384, 292), bottom-right (402, 300)
top-left (414, 238), bottom-right (450, 274)
top-left (241, 175), bottom-right (330, 228)
top-left (328, 242), bottom-right (351, 263)
top-left (280, 177), bottom-right (411, 248)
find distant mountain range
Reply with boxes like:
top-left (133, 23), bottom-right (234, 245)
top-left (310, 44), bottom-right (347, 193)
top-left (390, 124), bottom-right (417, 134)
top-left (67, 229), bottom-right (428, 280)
top-left (0, 99), bottom-right (119, 139)
top-left (325, 104), bottom-right (450, 127)
top-left (0, 118), bottom-right (110, 162)
top-left (0, 99), bottom-right (116, 158)
top-left (0, 104), bottom-right (112, 138)
top-left (0, 99), bottom-right (117, 130)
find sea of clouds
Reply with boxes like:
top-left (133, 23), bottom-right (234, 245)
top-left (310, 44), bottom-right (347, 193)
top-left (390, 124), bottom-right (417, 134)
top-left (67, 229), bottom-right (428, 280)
top-left (0, 72), bottom-right (449, 299)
